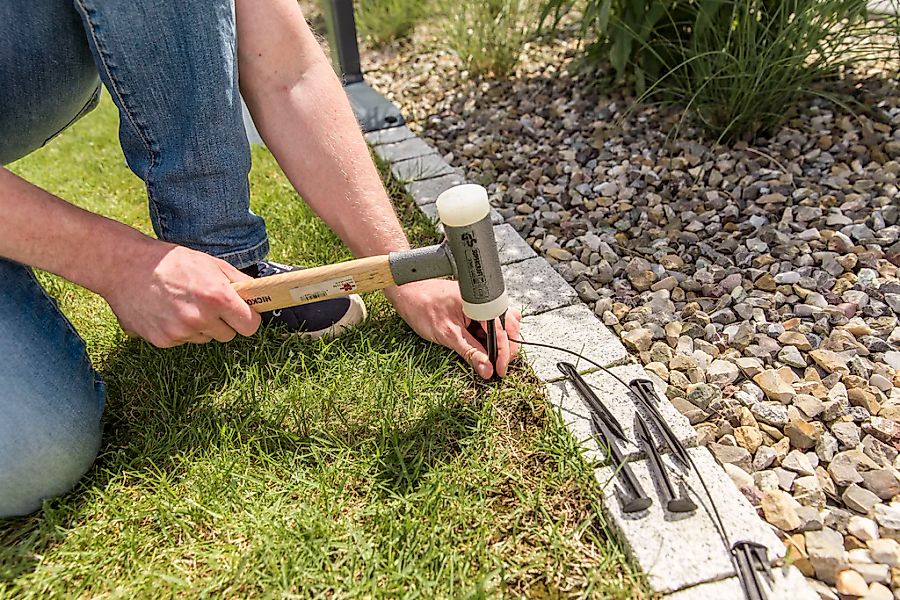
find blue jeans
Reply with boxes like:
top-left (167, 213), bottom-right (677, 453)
top-left (0, 0), bottom-right (269, 516)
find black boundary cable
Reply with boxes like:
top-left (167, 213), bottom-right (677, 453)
top-left (508, 335), bottom-right (767, 599)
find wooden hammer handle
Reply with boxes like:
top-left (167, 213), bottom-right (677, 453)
top-left (232, 255), bottom-right (395, 312)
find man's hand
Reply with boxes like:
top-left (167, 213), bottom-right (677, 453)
top-left (101, 240), bottom-right (261, 347)
top-left (386, 279), bottom-right (522, 379)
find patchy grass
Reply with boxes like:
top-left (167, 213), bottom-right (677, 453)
top-left (355, 0), bottom-right (426, 46)
top-left (1, 95), bottom-right (648, 598)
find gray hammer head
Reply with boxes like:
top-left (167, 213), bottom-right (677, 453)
top-left (436, 185), bottom-right (508, 321)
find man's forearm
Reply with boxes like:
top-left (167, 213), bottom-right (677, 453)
top-left (0, 168), bottom-right (149, 295)
top-left (236, 0), bottom-right (410, 258)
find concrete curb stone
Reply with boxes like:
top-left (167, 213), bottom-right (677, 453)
top-left (363, 125), bottom-right (415, 146)
top-left (663, 566), bottom-right (818, 600)
top-left (595, 446), bottom-right (784, 594)
top-left (501, 257), bottom-right (579, 317)
top-left (493, 223), bottom-right (538, 266)
top-left (390, 153), bottom-right (460, 182)
top-left (374, 136), bottom-right (437, 163)
top-left (518, 303), bottom-right (629, 382)
top-left (404, 173), bottom-right (466, 206)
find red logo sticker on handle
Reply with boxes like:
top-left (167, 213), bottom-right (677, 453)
top-left (289, 276), bottom-right (358, 304)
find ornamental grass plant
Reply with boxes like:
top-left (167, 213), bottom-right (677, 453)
top-left (442, 0), bottom-right (539, 78)
top-left (355, 0), bottom-right (426, 46)
top-left (541, 0), bottom-right (898, 140)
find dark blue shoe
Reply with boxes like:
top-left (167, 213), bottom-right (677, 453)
top-left (240, 260), bottom-right (367, 339)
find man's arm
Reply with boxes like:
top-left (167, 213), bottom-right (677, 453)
top-left (235, 1), bottom-right (406, 259)
top-left (0, 167), bottom-right (138, 295)
top-left (0, 168), bottom-right (260, 346)
top-left (235, 0), bottom-right (521, 378)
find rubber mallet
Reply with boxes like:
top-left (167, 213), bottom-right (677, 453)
top-left (231, 184), bottom-right (509, 366)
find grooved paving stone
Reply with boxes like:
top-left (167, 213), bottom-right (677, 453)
top-left (374, 137), bottom-right (437, 162)
top-left (501, 257), bottom-right (578, 316)
top-left (405, 173), bottom-right (466, 206)
top-left (547, 363), bottom-right (695, 463)
top-left (364, 125), bottom-right (414, 146)
top-left (664, 567), bottom-right (817, 600)
top-left (595, 446), bottom-right (784, 594)
top-left (390, 153), bottom-right (460, 182)
top-left (493, 224), bottom-right (537, 265)
top-left (518, 303), bottom-right (628, 381)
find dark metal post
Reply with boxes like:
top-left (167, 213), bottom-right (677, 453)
top-left (321, 0), bottom-right (406, 132)
top-left (323, 0), bottom-right (364, 84)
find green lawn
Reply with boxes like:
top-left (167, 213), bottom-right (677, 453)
top-left (0, 95), bottom-right (648, 599)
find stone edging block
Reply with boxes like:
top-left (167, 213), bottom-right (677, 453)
top-left (502, 257), bottom-right (579, 317)
top-left (364, 125), bottom-right (415, 146)
top-left (547, 362), bottom-right (696, 463)
top-left (390, 153), bottom-right (460, 183)
top-left (493, 223), bottom-right (537, 266)
top-left (405, 173), bottom-right (466, 206)
top-left (595, 446), bottom-right (784, 594)
top-left (518, 303), bottom-right (629, 382)
top-left (374, 137), bottom-right (437, 163)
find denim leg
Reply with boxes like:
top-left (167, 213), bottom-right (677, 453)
top-left (72, 0), bottom-right (269, 268)
top-left (0, 260), bottom-right (105, 518)
top-left (0, 0), bottom-right (101, 165)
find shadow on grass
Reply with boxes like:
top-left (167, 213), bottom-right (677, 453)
top-left (368, 394), bottom-right (482, 495)
top-left (0, 311), bottom-right (484, 583)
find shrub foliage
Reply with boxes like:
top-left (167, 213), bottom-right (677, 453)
top-left (541, 0), bottom-right (896, 140)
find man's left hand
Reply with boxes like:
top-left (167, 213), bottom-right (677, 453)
top-left (385, 279), bottom-right (521, 379)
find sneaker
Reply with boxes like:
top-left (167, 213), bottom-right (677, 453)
top-left (240, 260), bottom-right (367, 339)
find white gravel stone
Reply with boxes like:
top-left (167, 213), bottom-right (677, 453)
top-left (707, 359), bottom-right (740, 384)
top-left (874, 502), bottom-right (900, 531)
top-left (805, 528), bottom-right (849, 584)
top-left (867, 538), bottom-right (900, 567)
top-left (848, 516), bottom-right (880, 542)
top-left (884, 351), bottom-right (900, 372)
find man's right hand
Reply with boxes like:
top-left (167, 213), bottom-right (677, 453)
top-left (102, 240), bottom-right (261, 347)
